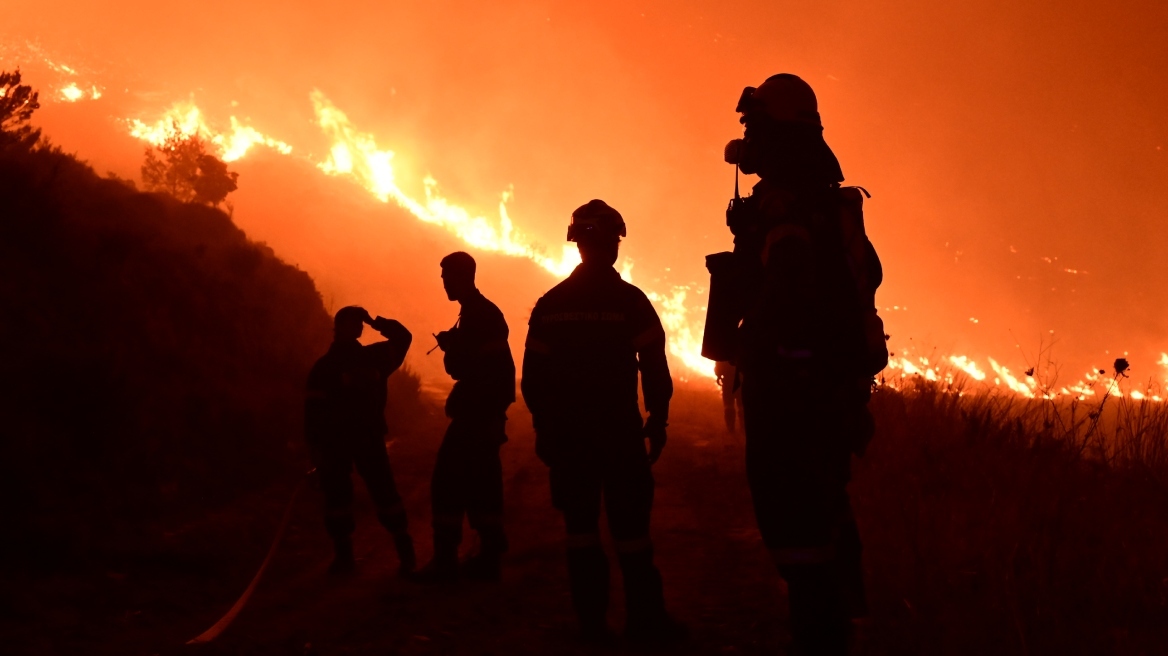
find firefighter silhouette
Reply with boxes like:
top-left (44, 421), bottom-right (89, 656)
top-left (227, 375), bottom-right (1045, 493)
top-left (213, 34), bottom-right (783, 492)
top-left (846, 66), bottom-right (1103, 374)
top-left (416, 252), bottom-right (515, 582)
top-left (705, 74), bottom-right (886, 654)
top-left (305, 306), bottom-right (416, 576)
top-left (522, 200), bottom-right (685, 644)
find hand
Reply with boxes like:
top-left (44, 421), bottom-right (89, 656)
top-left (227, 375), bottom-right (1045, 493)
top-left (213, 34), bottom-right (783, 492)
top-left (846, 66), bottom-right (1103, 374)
top-left (435, 330), bottom-right (454, 351)
top-left (643, 415), bottom-right (667, 465)
top-left (356, 307), bottom-right (374, 324)
top-left (371, 316), bottom-right (405, 336)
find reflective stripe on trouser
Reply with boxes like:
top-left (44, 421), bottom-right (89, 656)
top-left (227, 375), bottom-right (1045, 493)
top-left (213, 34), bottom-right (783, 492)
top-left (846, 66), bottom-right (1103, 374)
top-left (548, 432), bottom-right (662, 626)
top-left (741, 373), bottom-right (869, 648)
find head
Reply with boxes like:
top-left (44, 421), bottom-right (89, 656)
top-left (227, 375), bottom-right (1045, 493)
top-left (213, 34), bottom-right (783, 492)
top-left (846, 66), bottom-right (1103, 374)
top-left (440, 251), bottom-right (477, 301)
top-left (724, 73), bottom-right (843, 185)
top-left (568, 199), bottom-right (625, 267)
top-left (334, 306), bottom-right (369, 342)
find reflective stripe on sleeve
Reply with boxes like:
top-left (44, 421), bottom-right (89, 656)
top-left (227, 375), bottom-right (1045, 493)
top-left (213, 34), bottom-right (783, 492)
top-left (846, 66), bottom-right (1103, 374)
top-left (525, 338), bottom-right (552, 355)
top-left (564, 533), bottom-right (602, 549)
top-left (632, 327), bottom-right (665, 350)
top-left (761, 224), bottom-right (811, 266)
top-left (613, 536), bottom-right (653, 554)
top-left (481, 338), bottom-right (510, 353)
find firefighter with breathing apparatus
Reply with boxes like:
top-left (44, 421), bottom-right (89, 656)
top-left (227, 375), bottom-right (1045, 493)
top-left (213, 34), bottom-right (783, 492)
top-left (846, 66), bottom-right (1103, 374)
top-left (701, 74), bottom-right (887, 655)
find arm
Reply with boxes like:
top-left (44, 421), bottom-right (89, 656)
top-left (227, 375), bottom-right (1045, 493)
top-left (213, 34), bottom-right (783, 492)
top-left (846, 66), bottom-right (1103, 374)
top-left (368, 317), bottom-right (412, 376)
top-left (634, 297), bottom-right (673, 464)
top-left (521, 302), bottom-right (561, 466)
top-left (520, 306), bottom-right (553, 420)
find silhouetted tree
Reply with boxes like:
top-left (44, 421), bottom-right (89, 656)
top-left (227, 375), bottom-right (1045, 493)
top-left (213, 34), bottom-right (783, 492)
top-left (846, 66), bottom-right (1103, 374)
top-left (141, 124), bottom-right (239, 207)
top-left (0, 69), bottom-right (41, 150)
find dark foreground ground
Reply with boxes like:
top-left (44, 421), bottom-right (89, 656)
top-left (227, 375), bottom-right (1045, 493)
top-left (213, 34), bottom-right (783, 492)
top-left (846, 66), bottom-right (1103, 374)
top-left (4, 392), bottom-right (794, 656)
top-left (8, 384), bottom-right (1168, 656)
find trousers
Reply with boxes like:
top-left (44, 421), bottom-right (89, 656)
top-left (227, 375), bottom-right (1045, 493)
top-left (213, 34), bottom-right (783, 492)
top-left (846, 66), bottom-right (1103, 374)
top-left (430, 416), bottom-right (507, 556)
top-left (742, 373), bottom-right (868, 654)
top-left (317, 432), bottom-right (407, 539)
top-left (547, 429), bottom-right (666, 627)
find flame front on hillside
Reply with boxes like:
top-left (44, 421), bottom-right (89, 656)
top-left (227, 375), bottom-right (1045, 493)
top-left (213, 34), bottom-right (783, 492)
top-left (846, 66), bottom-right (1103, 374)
top-left (124, 95), bottom-right (1164, 394)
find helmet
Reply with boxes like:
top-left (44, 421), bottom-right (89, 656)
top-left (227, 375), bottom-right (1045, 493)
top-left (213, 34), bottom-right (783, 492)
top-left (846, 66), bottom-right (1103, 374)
top-left (736, 73), bottom-right (821, 127)
top-left (567, 199), bottom-right (626, 242)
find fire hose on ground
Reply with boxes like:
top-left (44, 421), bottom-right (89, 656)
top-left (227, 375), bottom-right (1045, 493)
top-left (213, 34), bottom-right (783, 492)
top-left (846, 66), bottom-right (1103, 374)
top-left (185, 470), bottom-right (311, 645)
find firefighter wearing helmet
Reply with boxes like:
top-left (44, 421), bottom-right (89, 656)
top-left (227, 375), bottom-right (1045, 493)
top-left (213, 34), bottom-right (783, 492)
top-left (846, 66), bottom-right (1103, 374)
top-left (522, 200), bottom-right (685, 644)
top-left (704, 74), bottom-right (887, 654)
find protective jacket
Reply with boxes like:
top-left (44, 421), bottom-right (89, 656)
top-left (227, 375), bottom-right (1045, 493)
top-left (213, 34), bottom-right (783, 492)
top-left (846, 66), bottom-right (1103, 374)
top-left (442, 290), bottom-right (515, 421)
top-left (305, 321), bottom-right (412, 453)
top-left (522, 262), bottom-right (671, 443)
top-left (738, 179), bottom-right (882, 386)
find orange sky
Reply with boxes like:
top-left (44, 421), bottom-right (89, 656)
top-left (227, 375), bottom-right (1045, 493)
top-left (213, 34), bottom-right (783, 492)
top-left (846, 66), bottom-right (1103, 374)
top-left (5, 0), bottom-right (1168, 389)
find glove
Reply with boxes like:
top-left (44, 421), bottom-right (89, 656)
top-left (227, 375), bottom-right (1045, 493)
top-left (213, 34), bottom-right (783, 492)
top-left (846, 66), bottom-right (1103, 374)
top-left (435, 329), bottom-right (455, 352)
top-left (643, 414), bottom-right (667, 465)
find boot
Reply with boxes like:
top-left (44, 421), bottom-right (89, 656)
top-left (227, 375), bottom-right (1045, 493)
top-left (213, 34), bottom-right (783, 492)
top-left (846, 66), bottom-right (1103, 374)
top-left (328, 536), bottom-right (356, 576)
top-left (619, 550), bottom-right (687, 644)
top-left (567, 545), bottom-right (610, 639)
top-left (461, 527), bottom-right (507, 581)
top-left (414, 528), bottom-right (460, 584)
top-left (392, 531), bottom-right (417, 578)
top-left (783, 564), bottom-right (850, 656)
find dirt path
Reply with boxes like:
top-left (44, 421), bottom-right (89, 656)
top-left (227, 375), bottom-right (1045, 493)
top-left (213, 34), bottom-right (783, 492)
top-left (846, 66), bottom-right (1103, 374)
top-left (8, 397), bottom-right (797, 655)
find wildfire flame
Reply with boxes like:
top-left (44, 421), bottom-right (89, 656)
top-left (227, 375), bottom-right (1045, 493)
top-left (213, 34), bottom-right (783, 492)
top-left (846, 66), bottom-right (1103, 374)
top-left (124, 94), bottom-right (1165, 393)
top-left (309, 91), bottom-right (715, 379)
top-left (58, 82), bottom-right (101, 102)
top-left (128, 102), bottom-right (292, 162)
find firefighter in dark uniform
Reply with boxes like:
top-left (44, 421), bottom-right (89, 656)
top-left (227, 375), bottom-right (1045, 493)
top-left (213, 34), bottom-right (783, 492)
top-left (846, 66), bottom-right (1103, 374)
top-left (305, 306), bottom-right (417, 576)
top-left (522, 200), bottom-right (684, 643)
top-left (717, 74), bottom-right (884, 655)
top-left (417, 251), bottom-right (515, 582)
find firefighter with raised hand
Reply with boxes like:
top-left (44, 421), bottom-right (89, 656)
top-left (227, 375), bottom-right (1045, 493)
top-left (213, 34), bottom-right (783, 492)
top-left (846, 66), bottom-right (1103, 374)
top-left (416, 252), bottom-right (516, 583)
top-left (710, 74), bottom-right (886, 655)
top-left (305, 306), bottom-right (416, 577)
top-left (522, 200), bottom-right (684, 644)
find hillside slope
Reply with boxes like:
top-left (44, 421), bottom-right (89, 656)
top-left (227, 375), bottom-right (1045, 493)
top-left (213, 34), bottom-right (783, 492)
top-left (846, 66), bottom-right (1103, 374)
top-left (0, 145), bottom-right (341, 562)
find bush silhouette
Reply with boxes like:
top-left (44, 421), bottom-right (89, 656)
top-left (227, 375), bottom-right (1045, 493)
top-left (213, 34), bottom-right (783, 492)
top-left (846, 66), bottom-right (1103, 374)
top-left (141, 125), bottom-right (239, 207)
